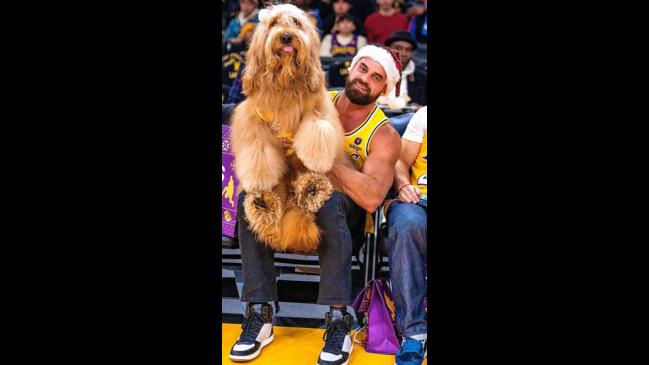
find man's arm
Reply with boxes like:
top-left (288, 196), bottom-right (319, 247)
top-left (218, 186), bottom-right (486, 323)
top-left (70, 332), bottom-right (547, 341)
top-left (394, 139), bottom-right (422, 203)
top-left (329, 124), bottom-right (401, 212)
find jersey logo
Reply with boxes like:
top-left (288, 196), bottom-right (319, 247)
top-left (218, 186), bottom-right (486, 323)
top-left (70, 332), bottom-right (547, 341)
top-left (351, 154), bottom-right (360, 160)
top-left (417, 174), bottom-right (427, 186)
top-left (354, 137), bottom-right (363, 145)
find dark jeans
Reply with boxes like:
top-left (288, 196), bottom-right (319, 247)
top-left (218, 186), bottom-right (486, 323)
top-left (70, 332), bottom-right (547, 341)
top-left (237, 191), bottom-right (364, 305)
top-left (384, 201), bottom-right (427, 337)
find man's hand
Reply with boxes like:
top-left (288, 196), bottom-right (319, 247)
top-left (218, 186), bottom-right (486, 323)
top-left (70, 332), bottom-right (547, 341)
top-left (397, 184), bottom-right (421, 203)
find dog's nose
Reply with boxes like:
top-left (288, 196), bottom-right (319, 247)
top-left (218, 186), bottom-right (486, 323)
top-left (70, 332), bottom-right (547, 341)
top-left (280, 33), bottom-right (292, 44)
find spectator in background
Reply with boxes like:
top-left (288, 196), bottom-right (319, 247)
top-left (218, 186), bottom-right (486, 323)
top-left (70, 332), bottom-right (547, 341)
top-left (378, 30), bottom-right (421, 109)
top-left (225, 23), bottom-right (257, 104)
top-left (322, 0), bottom-right (365, 37)
top-left (223, 0), bottom-right (242, 28)
top-left (349, 0), bottom-right (376, 27)
top-left (223, 0), bottom-right (259, 43)
top-left (292, 0), bottom-right (325, 33)
top-left (406, 0), bottom-right (427, 45)
top-left (320, 14), bottom-right (367, 57)
top-left (364, 0), bottom-right (409, 45)
top-left (384, 105), bottom-right (427, 365)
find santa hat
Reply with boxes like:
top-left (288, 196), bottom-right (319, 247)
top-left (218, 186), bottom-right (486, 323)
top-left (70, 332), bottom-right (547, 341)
top-left (348, 45), bottom-right (403, 97)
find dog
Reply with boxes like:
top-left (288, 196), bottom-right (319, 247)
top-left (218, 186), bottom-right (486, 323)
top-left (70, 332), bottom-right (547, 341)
top-left (230, 3), bottom-right (348, 253)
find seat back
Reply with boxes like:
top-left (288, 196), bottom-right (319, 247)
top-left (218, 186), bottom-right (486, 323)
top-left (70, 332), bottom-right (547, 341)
top-left (327, 57), bottom-right (353, 88)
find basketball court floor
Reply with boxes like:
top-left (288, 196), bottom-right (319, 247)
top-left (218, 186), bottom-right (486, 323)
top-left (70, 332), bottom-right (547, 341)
top-left (222, 323), bottom-right (428, 365)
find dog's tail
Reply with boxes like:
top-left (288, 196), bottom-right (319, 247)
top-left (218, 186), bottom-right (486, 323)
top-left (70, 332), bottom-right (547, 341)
top-left (277, 207), bottom-right (321, 253)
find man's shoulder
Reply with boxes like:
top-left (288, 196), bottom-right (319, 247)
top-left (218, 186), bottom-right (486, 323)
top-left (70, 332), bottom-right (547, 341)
top-left (370, 118), bottom-right (401, 153)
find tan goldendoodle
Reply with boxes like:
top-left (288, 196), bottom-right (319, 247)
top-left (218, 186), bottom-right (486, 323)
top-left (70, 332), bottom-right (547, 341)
top-left (230, 3), bottom-right (348, 253)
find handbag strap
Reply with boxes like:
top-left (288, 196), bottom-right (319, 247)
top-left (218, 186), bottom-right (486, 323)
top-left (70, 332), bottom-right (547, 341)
top-left (352, 325), bottom-right (367, 345)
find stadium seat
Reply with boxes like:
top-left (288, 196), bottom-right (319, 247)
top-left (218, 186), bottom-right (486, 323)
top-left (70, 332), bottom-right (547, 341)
top-left (222, 103), bottom-right (236, 125)
top-left (409, 68), bottom-right (427, 106)
top-left (326, 57), bottom-right (353, 88)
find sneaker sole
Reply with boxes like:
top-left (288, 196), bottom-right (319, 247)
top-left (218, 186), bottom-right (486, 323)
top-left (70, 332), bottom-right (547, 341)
top-left (316, 343), bottom-right (352, 365)
top-left (229, 334), bottom-right (274, 362)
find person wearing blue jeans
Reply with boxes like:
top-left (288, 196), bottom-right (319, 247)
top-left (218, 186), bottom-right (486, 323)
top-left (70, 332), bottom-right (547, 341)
top-left (384, 106), bottom-right (427, 365)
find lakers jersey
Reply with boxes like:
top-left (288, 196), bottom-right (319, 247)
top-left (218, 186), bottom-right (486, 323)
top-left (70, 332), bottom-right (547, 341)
top-left (329, 90), bottom-right (391, 233)
top-left (402, 106), bottom-right (427, 197)
top-left (329, 90), bottom-right (390, 170)
top-left (410, 130), bottom-right (427, 196)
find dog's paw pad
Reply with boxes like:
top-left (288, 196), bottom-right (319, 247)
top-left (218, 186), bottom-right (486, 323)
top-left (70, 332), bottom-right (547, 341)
top-left (253, 197), bottom-right (268, 209)
top-left (292, 172), bottom-right (333, 213)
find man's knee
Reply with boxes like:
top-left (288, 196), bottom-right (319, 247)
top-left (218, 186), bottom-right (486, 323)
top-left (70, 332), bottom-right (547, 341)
top-left (387, 203), bottom-right (427, 241)
top-left (236, 191), bottom-right (246, 214)
top-left (315, 192), bottom-right (348, 221)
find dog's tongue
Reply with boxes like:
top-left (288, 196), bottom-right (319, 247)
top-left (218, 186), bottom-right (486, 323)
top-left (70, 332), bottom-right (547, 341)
top-left (282, 45), bottom-right (294, 52)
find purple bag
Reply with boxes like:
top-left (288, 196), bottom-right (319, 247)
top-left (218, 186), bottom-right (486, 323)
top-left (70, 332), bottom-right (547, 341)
top-left (221, 125), bottom-right (240, 238)
top-left (351, 279), bottom-right (400, 354)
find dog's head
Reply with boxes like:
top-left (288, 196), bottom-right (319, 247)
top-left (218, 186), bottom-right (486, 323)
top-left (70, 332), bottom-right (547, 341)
top-left (243, 3), bottom-right (323, 94)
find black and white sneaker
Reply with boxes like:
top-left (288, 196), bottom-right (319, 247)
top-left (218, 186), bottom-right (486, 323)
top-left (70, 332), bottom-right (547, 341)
top-left (229, 303), bottom-right (274, 362)
top-left (317, 309), bottom-right (354, 365)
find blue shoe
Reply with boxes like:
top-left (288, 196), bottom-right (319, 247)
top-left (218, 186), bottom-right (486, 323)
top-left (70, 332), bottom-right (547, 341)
top-left (395, 337), bottom-right (427, 365)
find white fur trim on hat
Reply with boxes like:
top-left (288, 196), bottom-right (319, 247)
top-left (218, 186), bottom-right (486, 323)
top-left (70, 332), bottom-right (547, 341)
top-left (348, 45), bottom-right (400, 96)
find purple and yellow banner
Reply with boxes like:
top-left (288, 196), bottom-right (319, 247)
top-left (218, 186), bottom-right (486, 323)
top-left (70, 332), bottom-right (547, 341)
top-left (222, 125), bottom-right (239, 237)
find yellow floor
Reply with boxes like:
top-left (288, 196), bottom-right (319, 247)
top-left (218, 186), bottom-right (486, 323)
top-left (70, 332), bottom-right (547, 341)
top-left (222, 323), bottom-right (427, 365)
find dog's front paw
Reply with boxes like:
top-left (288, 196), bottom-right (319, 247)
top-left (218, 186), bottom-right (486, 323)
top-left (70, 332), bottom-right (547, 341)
top-left (293, 119), bottom-right (340, 173)
top-left (292, 172), bottom-right (334, 214)
top-left (243, 190), bottom-right (283, 245)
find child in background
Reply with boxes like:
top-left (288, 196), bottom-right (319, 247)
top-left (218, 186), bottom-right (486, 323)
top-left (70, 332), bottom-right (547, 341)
top-left (364, 0), bottom-right (408, 44)
top-left (320, 14), bottom-right (367, 57)
top-left (321, 0), bottom-right (364, 36)
top-left (223, 0), bottom-right (259, 43)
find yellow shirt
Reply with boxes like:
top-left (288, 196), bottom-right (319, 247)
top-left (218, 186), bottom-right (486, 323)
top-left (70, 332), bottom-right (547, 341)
top-left (329, 90), bottom-right (390, 170)
top-left (402, 106), bottom-right (427, 197)
top-left (409, 131), bottom-right (427, 196)
top-left (329, 90), bottom-right (391, 233)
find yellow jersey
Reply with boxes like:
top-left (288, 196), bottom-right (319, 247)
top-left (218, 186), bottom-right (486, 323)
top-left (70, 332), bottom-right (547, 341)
top-left (409, 130), bottom-right (427, 196)
top-left (402, 106), bottom-right (427, 197)
top-left (329, 90), bottom-right (390, 170)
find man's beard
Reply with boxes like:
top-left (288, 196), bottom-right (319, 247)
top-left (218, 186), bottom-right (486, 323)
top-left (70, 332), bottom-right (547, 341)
top-left (344, 78), bottom-right (381, 105)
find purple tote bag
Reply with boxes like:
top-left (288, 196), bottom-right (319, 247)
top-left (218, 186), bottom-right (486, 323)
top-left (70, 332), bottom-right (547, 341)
top-left (351, 279), bottom-right (400, 354)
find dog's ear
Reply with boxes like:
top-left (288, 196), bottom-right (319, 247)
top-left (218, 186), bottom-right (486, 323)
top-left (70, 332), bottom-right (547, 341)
top-left (307, 58), bottom-right (325, 93)
top-left (303, 20), bottom-right (324, 93)
top-left (258, 8), bottom-right (271, 23)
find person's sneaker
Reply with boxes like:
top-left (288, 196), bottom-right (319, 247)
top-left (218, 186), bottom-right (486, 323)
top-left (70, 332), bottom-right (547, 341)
top-left (317, 309), bottom-right (354, 365)
top-left (229, 303), bottom-right (274, 362)
top-left (395, 337), bottom-right (427, 365)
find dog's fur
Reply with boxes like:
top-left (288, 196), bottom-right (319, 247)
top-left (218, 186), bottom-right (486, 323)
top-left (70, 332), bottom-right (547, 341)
top-left (230, 3), bottom-right (348, 253)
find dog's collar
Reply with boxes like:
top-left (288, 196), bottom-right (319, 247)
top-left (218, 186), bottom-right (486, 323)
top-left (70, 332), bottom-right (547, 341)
top-left (253, 105), bottom-right (295, 156)
top-left (253, 105), bottom-right (273, 124)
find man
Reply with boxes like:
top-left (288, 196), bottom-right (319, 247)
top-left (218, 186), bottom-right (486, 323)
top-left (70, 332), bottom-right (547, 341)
top-left (384, 105), bottom-right (427, 365)
top-left (229, 45), bottom-right (403, 365)
top-left (380, 30), bottom-right (423, 109)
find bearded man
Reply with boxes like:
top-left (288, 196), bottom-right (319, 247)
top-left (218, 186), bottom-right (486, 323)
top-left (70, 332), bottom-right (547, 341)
top-left (230, 45), bottom-right (402, 365)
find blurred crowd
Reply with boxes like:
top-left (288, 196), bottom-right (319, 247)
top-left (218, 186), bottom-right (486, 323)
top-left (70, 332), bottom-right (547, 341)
top-left (222, 0), bottom-right (427, 109)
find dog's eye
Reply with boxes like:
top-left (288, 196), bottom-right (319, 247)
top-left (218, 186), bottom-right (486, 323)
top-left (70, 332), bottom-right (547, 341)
top-left (270, 20), bottom-right (277, 27)
top-left (292, 18), bottom-right (301, 27)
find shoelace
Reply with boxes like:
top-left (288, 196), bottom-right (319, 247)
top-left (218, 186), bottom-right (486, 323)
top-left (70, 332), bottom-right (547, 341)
top-left (322, 319), bottom-right (349, 355)
top-left (239, 311), bottom-right (265, 344)
top-left (398, 338), bottom-right (425, 360)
